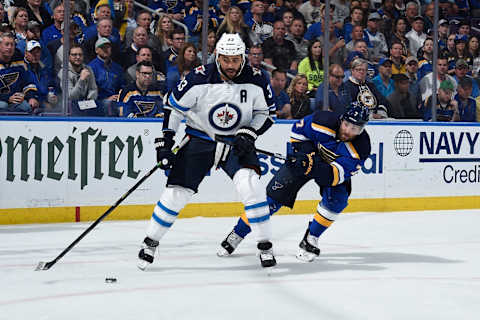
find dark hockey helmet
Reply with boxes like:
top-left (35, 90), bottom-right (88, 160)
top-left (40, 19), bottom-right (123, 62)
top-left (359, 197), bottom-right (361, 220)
top-left (341, 102), bottom-right (370, 128)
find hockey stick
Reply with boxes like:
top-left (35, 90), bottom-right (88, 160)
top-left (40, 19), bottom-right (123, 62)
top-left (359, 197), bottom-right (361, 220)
top-left (214, 134), bottom-right (287, 161)
top-left (35, 164), bottom-right (160, 271)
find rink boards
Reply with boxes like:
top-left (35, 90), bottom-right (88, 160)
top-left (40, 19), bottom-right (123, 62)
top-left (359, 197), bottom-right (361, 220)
top-left (0, 117), bottom-right (479, 224)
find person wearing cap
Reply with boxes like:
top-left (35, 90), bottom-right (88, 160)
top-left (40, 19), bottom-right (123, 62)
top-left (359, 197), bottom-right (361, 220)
top-left (438, 19), bottom-right (449, 50)
top-left (389, 41), bottom-right (406, 74)
top-left (24, 39), bottom-right (58, 110)
top-left (387, 73), bottom-right (422, 119)
top-left (0, 33), bottom-right (39, 113)
top-left (422, 79), bottom-right (459, 122)
top-left (372, 58), bottom-right (395, 98)
top-left (405, 16), bottom-right (426, 57)
top-left (454, 77), bottom-right (477, 122)
top-left (453, 59), bottom-right (479, 98)
top-left (16, 20), bottom-right (53, 73)
top-left (40, 3), bottom-right (63, 46)
top-left (448, 34), bottom-right (473, 74)
top-left (82, 17), bottom-right (122, 65)
top-left (88, 36), bottom-right (125, 116)
top-left (364, 12), bottom-right (388, 62)
top-left (420, 55), bottom-right (457, 102)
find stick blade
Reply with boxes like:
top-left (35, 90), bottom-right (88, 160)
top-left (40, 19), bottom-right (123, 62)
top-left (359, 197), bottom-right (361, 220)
top-left (35, 261), bottom-right (53, 271)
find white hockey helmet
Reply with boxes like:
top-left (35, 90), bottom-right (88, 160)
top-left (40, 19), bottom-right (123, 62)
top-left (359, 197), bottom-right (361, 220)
top-left (215, 33), bottom-right (246, 78)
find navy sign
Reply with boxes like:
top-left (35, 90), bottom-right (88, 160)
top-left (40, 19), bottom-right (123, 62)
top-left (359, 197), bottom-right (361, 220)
top-left (208, 103), bottom-right (242, 131)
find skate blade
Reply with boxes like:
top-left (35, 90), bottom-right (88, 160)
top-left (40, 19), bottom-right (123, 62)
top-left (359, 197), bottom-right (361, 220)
top-left (137, 260), bottom-right (150, 271)
top-left (295, 251), bottom-right (316, 263)
top-left (216, 247), bottom-right (231, 257)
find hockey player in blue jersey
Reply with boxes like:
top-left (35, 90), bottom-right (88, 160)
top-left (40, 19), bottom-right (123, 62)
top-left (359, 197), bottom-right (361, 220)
top-left (137, 33), bottom-right (277, 270)
top-left (217, 103), bottom-right (372, 262)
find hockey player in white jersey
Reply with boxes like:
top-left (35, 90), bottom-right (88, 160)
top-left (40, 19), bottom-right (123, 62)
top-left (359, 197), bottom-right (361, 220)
top-left (137, 33), bottom-right (277, 270)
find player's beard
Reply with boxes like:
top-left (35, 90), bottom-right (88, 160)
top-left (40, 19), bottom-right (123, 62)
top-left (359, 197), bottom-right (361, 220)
top-left (220, 66), bottom-right (240, 80)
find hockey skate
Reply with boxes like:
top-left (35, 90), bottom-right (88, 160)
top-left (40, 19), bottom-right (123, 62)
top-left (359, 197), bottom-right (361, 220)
top-left (137, 237), bottom-right (159, 270)
top-left (217, 230), bottom-right (244, 257)
top-left (258, 241), bottom-right (276, 268)
top-left (296, 227), bottom-right (320, 262)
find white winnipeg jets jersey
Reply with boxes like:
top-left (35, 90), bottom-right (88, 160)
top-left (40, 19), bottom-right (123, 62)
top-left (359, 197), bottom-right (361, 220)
top-left (164, 63), bottom-right (275, 139)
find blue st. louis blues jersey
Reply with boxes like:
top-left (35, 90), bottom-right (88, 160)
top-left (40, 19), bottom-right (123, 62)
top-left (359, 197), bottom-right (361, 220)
top-left (118, 82), bottom-right (164, 118)
top-left (290, 111), bottom-right (371, 186)
top-left (0, 53), bottom-right (38, 101)
top-left (164, 63), bottom-right (275, 139)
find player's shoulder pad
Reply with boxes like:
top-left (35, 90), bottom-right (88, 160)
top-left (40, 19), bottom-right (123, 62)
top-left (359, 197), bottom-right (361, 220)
top-left (311, 110), bottom-right (340, 132)
top-left (242, 65), bottom-right (269, 87)
top-left (171, 64), bottom-right (212, 99)
top-left (351, 129), bottom-right (372, 160)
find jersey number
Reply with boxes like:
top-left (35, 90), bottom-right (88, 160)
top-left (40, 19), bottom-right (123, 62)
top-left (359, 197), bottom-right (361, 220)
top-left (178, 79), bottom-right (188, 91)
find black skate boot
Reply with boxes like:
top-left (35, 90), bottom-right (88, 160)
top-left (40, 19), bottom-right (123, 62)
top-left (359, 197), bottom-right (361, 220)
top-left (296, 226), bottom-right (320, 262)
top-left (217, 230), bottom-right (244, 257)
top-left (137, 237), bottom-right (159, 270)
top-left (257, 241), bottom-right (277, 268)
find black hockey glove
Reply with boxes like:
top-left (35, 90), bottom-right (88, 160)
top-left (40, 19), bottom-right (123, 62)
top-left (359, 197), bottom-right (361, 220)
top-left (155, 131), bottom-right (175, 170)
top-left (287, 152), bottom-right (315, 176)
top-left (233, 127), bottom-right (257, 157)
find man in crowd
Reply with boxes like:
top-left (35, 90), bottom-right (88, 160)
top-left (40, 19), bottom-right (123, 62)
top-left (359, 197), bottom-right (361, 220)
top-left (452, 59), bottom-right (479, 98)
top-left (387, 73), bottom-right (422, 119)
top-left (372, 58), bottom-right (394, 99)
top-left (161, 28), bottom-right (186, 75)
top-left (420, 56), bottom-right (456, 102)
top-left (315, 64), bottom-right (351, 116)
top-left (41, 2), bottom-right (63, 45)
top-left (126, 46), bottom-right (164, 86)
top-left (0, 33), bottom-right (38, 113)
top-left (82, 18), bottom-right (122, 64)
top-left (364, 12), bottom-right (388, 62)
top-left (422, 80), bottom-right (459, 122)
top-left (270, 69), bottom-right (290, 118)
top-left (454, 78), bottom-right (477, 122)
top-left (405, 16), bottom-right (427, 56)
top-left (118, 61), bottom-right (163, 118)
top-left (262, 20), bottom-right (297, 72)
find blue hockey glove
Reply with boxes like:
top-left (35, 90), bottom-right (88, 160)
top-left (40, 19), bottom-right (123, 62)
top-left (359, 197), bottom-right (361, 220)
top-left (155, 131), bottom-right (175, 170)
top-left (233, 127), bottom-right (257, 157)
top-left (287, 152), bottom-right (315, 176)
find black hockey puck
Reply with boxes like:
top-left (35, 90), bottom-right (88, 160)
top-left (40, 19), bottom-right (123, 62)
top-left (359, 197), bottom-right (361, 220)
top-left (105, 277), bottom-right (117, 283)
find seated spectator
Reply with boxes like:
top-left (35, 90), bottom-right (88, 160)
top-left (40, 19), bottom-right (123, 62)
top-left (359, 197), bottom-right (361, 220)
top-left (82, 18), bottom-right (122, 64)
top-left (184, 0), bottom-right (219, 44)
top-left (438, 19), bottom-right (449, 50)
top-left (12, 7), bottom-right (28, 43)
top-left (40, 2), bottom-right (62, 45)
top-left (197, 29), bottom-right (216, 64)
top-left (343, 6), bottom-right (364, 44)
top-left (58, 44), bottom-right (99, 116)
top-left (246, 44), bottom-right (269, 79)
top-left (166, 42), bottom-right (200, 92)
top-left (262, 20), bottom-right (297, 72)
top-left (344, 58), bottom-right (389, 119)
top-left (244, 0), bottom-right (273, 43)
top-left (49, 20), bottom-right (83, 76)
top-left (388, 17), bottom-right (410, 57)
top-left (405, 16), bottom-right (426, 57)
top-left (84, 3), bottom-right (121, 43)
top-left (24, 0), bottom-right (53, 31)
top-left (269, 69), bottom-right (290, 118)
top-left (420, 56), bottom-right (457, 102)
top-left (24, 40), bottom-right (57, 110)
top-left (125, 46), bottom-right (164, 85)
top-left (0, 33), bottom-right (38, 113)
top-left (467, 36), bottom-right (479, 78)
top-left (315, 64), bottom-right (351, 116)
top-left (125, 10), bottom-right (162, 54)
top-left (280, 10), bottom-right (294, 32)
top-left (448, 35), bottom-right (473, 73)
top-left (161, 28), bottom-right (186, 75)
top-left (298, 0), bottom-right (323, 26)
top-left (0, 2), bottom-right (8, 24)
top-left (364, 12), bottom-right (388, 62)
top-left (121, 26), bottom-right (150, 69)
top-left (446, 33), bottom-right (456, 56)
top-left (17, 21), bottom-right (52, 73)
top-left (344, 41), bottom-right (377, 81)
top-left (404, 1), bottom-right (420, 33)
top-left (452, 59), bottom-right (479, 98)
top-left (88, 37), bottom-right (125, 116)
top-left (214, 0), bottom-right (231, 24)
top-left (331, 0), bottom-right (351, 30)
top-left (422, 80), bottom-right (459, 122)
top-left (417, 38), bottom-right (434, 80)
top-left (154, 13), bottom-right (174, 52)
top-left (387, 73), bottom-right (422, 119)
top-left (118, 61), bottom-right (164, 118)
top-left (454, 77), bottom-right (477, 122)
top-left (457, 20), bottom-right (471, 37)
top-left (278, 74), bottom-right (311, 119)
top-left (216, 6), bottom-right (255, 49)
top-left (389, 41), bottom-right (406, 75)
top-left (345, 25), bottom-right (367, 57)
top-left (372, 58), bottom-right (394, 99)
top-left (285, 17), bottom-right (308, 61)
top-left (298, 40), bottom-right (324, 95)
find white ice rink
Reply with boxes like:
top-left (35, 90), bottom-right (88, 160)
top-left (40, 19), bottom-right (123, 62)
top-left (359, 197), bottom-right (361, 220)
top-left (1, 210), bottom-right (479, 320)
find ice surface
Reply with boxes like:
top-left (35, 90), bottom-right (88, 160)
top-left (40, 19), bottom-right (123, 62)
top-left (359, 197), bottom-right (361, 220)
top-left (1, 210), bottom-right (479, 320)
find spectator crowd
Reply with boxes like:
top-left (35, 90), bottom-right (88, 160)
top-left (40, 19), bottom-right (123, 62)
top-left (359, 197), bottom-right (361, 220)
top-left (0, 0), bottom-right (479, 121)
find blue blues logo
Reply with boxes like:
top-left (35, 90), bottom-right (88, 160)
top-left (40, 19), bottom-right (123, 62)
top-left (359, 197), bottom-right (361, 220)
top-left (208, 103), bottom-right (242, 131)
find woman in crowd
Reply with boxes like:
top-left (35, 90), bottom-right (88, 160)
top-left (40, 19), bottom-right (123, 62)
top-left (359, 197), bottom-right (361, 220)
top-left (216, 6), bottom-right (254, 49)
top-left (467, 36), bottom-right (480, 78)
top-left (446, 33), bottom-right (456, 56)
top-left (197, 29), bottom-right (216, 64)
top-left (278, 74), bottom-right (312, 119)
top-left (298, 40), bottom-right (324, 96)
top-left (388, 17), bottom-right (410, 58)
top-left (417, 38), bottom-right (434, 80)
top-left (155, 13), bottom-right (174, 52)
top-left (12, 7), bottom-right (28, 43)
top-left (448, 35), bottom-right (473, 73)
top-left (166, 42), bottom-right (200, 92)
